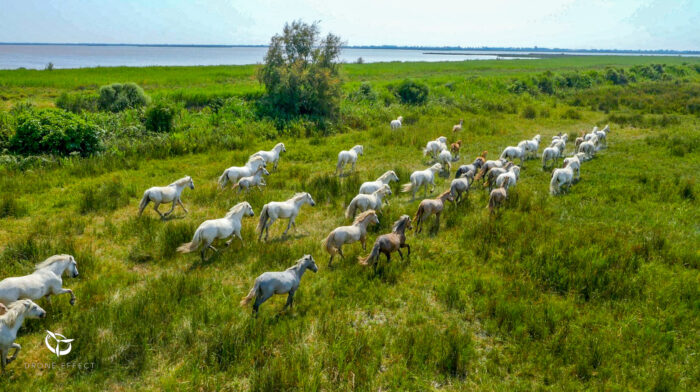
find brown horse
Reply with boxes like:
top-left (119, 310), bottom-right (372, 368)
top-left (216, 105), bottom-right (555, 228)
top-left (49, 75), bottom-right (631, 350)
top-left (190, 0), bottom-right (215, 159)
top-left (450, 140), bottom-right (462, 155)
top-left (413, 189), bottom-right (454, 233)
top-left (358, 215), bottom-right (412, 267)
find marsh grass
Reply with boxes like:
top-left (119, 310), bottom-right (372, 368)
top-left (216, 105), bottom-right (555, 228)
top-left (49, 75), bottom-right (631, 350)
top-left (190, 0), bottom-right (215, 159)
top-left (0, 57), bottom-right (698, 391)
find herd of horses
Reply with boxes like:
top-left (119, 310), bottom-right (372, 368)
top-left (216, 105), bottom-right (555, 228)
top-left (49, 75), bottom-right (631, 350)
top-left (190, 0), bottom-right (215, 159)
top-left (0, 119), bottom-right (610, 369)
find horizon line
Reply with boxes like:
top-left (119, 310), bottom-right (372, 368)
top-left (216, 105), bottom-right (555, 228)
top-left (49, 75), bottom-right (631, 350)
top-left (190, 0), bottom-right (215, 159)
top-left (1, 42), bottom-right (699, 54)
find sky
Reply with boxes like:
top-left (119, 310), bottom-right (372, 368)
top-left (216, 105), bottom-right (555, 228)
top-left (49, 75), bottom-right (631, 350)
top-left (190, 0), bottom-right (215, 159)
top-left (0, 0), bottom-right (698, 50)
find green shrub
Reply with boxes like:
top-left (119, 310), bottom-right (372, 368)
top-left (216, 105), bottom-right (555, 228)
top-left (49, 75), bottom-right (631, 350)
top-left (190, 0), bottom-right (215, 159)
top-left (349, 82), bottom-right (378, 103)
top-left (395, 79), bottom-right (429, 105)
top-left (521, 105), bottom-right (537, 119)
top-left (145, 102), bottom-right (176, 133)
top-left (562, 108), bottom-right (581, 120)
top-left (98, 82), bottom-right (150, 112)
top-left (257, 20), bottom-right (343, 119)
top-left (56, 91), bottom-right (98, 113)
top-left (9, 109), bottom-right (101, 156)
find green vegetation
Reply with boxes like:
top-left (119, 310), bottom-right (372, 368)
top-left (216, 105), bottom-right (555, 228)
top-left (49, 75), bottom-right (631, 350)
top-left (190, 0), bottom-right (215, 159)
top-left (0, 56), bottom-right (698, 391)
top-left (9, 109), bottom-right (101, 156)
top-left (258, 20), bottom-right (343, 120)
top-left (98, 82), bottom-right (150, 112)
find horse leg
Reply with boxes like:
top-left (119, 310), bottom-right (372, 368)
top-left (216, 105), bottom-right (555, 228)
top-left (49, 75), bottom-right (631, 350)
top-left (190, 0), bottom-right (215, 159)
top-left (53, 287), bottom-right (76, 306)
top-left (177, 199), bottom-right (188, 214)
top-left (338, 246), bottom-right (345, 259)
top-left (283, 219), bottom-right (293, 236)
top-left (7, 343), bottom-right (20, 364)
top-left (401, 243), bottom-right (411, 257)
top-left (153, 202), bottom-right (164, 218)
top-left (435, 213), bottom-right (441, 232)
top-left (285, 290), bottom-right (296, 309)
top-left (265, 218), bottom-right (277, 241)
top-left (164, 201), bottom-right (177, 216)
top-left (397, 249), bottom-right (403, 260)
top-left (1, 349), bottom-right (6, 370)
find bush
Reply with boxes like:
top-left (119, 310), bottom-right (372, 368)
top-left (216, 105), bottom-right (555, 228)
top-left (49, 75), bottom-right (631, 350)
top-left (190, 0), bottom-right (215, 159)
top-left (9, 109), bottom-right (101, 156)
top-left (145, 103), bottom-right (177, 133)
top-left (562, 108), bottom-right (581, 120)
top-left (521, 105), bottom-right (537, 119)
top-left (56, 91), bottom-right (98, 113)
top-left (395, 79), bottom-right (429, 105)
top-left (348, 82), bottom-right (378, 103)
top-left (98, 83), bottom-right (150, 112)
top-left (257, 21), bottom-right (343, 119)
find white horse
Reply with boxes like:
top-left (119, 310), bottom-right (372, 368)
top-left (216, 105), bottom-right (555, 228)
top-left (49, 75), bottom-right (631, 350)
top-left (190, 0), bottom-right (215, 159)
top-left (0, 299), bottom-right (46, 370)
top-left (500, 146), bottom-right (527, 166)
top-left (452, 119), bottom-right (464, 132)
top-left (594, 124), bottom-right (610, 148)
top-left (496, 165), bottom-right (520, 189)
top-left (0, 255), bottom-right (79, 306)
top-left (138, 176), bottom-right (194, 218)
top-left (322, 210), bottom-right (379, 266)
top-left (577, 136), bottom-right (598, 160)
top-left (423, 137), bottom-right (448, 158)
top-left (218, 156), bottom-right (267, 188)
top-left (550, 164), bottom-right (575, 195)
top-left (390, 116), bottom-right (403, 130)
top-left (250, 143), bottom-right (286, 171)
top-left (231, 166), bottom-right (269, 193)
top-left (359, 170), bottom-right (399, 195)
top-left (345, 185), bottom-right (392, 218)
top-left (563, 155), bottom-right (582, 180)
top-left (517, 134), bottom-right (540, 159)
top-left (541, 146), bottom-right (561, 169)
top-left (240, 255), bottom-right (318, 314)
top-left (436, 149), bottom-right (455, 171)
top-left (401, 163), bottom-right (442, 201)
top-left (177, 202), bottom-right (255, 261)
top-left (450, 173), bottom-right (471, 203)
top-left (336, 145), bottom-right (363, 176)
top-left (257, 193), bottom-right (316, 241)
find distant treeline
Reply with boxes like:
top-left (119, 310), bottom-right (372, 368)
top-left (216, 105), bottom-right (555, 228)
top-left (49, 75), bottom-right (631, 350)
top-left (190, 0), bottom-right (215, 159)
top-left (1, 42), bottom-right (698, 55)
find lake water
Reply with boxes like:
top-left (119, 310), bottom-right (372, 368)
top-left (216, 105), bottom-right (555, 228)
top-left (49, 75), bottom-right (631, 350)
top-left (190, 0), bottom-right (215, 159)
top-left (0, 44), bottom-right (695, 70)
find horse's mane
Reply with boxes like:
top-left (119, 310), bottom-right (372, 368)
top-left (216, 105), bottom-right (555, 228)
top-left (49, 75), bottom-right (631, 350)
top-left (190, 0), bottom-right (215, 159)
top-left (437, 189), bottom-right (452, 199)
top-left (286, 255), bottom-right (310, 271)
top-left (0, 300), bottom-right (32, 327)
top-left (247, 155), bottom-right (264, 163)
top-left (275, 143), bottom-right (285, 150)
top-left (226, 202), bottom-right (250, 218)
top-left (35, 254), bottom-right (72, 270)
top-left (353, 210), bottom-right (376, 225)
top-left (392, 215), bottom-right (410, 232)
top-left (170, 176), bottom-right (192, 187)
top-left (379, 170), bottom-right (396, 181)
top-left (289, 192), bottom-right (308, 202)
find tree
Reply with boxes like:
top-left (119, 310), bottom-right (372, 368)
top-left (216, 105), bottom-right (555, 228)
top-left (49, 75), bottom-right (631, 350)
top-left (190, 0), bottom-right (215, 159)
top-left (257, 21), bottom-right (343, 119)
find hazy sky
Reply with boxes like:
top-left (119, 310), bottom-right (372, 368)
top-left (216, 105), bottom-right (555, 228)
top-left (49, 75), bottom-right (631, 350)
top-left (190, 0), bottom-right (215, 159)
top-left (1, 0), bottom-right (698, 50)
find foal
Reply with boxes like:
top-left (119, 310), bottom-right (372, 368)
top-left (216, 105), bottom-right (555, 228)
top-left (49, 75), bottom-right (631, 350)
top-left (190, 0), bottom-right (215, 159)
top-left (413, 189), bottom-right (454, 233)
top-left (358, 215), bottom-right (412, 267)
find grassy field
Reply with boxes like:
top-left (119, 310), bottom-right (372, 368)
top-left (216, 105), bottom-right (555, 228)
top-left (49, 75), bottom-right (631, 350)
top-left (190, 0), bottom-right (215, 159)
top-left (0, 57), bottom-right (698, 391)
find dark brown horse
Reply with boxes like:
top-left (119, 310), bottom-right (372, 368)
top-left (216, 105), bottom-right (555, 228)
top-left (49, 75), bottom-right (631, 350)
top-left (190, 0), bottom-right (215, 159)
top-left (358, 215), bottom-right (412, 267)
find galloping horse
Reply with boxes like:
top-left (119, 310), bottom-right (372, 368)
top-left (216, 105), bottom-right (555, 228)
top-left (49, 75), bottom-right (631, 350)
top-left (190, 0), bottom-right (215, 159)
top-left (322, 210), bottom-right (379, 267)
top-left (177, 202), bottom-right (255, 261)
top-left (0, 300), bottom-right (46, 370)
top-left (413, 189), bottom-right (454, 233)
top-left (401, 163), bottom-right (442, 201)
top-left (390, 116), bottom-right (404, 130)
top-left (359, 171), bottom-right (399, 195)
top-left (0, 254), bottom-right (79, 306)
top-left (232, 166), bottom-right (269, 193)
top-left (218, 156), bottom-right (267, 188)
top-left (345, 185), bottom-right (391, 219)
top-left (250, 143), bottom-right (286, 171)
top-left (138, 176), bottom-right (194, 218)
top-left (336, 145), bottom-right (364, 176)
top-left (240, 255), bottom-right (318, 314)
top-left (358, 215), bottom-right (412, 267)
top-left (257, 193), bottom-right (316, 241)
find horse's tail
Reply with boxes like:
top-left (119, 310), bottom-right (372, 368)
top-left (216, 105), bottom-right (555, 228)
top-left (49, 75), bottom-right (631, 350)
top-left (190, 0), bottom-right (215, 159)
top-left (218, 169), bottom-right (229, 189)
top-left (322, 232), bottom-right (337, 256)
top-left (358, 242), bottom-right (380, 265)
top-left (345, 199), bottom-right (357, 219)
top-left (549, 172), bottom-right (558, 195)
top-left (256, 204), bottom-right (269, 234)
top-left (413, 204), bottom-right (424, 224)
top-left (499, 150), bottom-right (508, 161)
top-left (474, 167), bottom-right (486, 181)
top-left (240, 279), bottom-right (261, 306)
top-left (138, 190), bottom-right (151, 216)
top-left (541, 151), bottom-right (548, 167)
top-left (177, 227), bottom-right (203, 254)
top-left (401, 182), bottom-right (413, 193)
top-left (422, 147), bottom-right (430, 157)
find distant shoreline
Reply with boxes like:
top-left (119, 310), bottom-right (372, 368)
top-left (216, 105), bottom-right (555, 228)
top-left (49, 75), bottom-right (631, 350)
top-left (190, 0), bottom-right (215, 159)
top-left (1, 42), bottom-right (698, 55)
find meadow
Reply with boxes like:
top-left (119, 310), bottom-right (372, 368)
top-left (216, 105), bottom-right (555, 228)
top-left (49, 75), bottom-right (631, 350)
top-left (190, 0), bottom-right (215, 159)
top-left (0, 56), bottom-right (698, 391)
